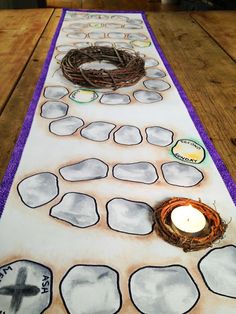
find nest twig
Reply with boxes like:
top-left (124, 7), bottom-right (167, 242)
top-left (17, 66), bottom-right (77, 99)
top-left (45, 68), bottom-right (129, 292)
top-left (61, 46), bottom-right (145, 90)
top-left (154, 197), bottom-right (228, 252)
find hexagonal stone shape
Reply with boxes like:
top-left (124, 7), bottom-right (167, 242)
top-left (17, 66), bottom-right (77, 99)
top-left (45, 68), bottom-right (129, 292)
top-left (114, 125), bottom-right (142, 145)
top-left (144, 79), bottom-right (170, 91)
top-left (49, 116), bottom-right (84, 136)
top-left (146, 68), bottom-right (166, 78)
top-left (144, 58), bottom-right (159, 68)
top-left (161, 161), bottom-right (203, 187)
top-left (100, 93), bottom-right (130, 105)
top-left (113, 162), bottom-right (158, 184)
top-left (172, 139), bottom-right (205, 164)
top-left (44, 86), bottom-right (69, 99)
top-left (60, 158), bottom-right (108, 182)
top-left (199, 245), bottom-right (236, 298)
top-left (17, 172), bottom-right (59, 208)
top-left (41, 101), bottom-right (68, 119)
top-left (130, 265), bottom-right (199, 314)
top-left (0, 260), bottom-right (52, 314)
top-left (60, 265), bottom-right (121, 314)
top-left (50, 192), bottom-right (99, 228)
top-left (107, 198), bottom-right (154, 235)
top-left (81, 121), bottom-right (116, 142)
top-left (133, 90), bottom-right (162, 103)
top-left (146, 126), bottom-right (173, 146)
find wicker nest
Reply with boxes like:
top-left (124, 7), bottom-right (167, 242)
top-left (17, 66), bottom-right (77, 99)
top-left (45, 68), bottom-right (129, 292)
top-left (61, 46), bottom-right (145, 90)
top-left (154, 197), bottom-right (228, 252)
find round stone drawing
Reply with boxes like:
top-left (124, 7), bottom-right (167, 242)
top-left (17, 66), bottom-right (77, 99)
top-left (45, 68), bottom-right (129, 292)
top-left (127, 33), bottom-right (148, 40)
top-left (111, 15), bottom-right (129, 22)
top-left (67, 32), bottom-right (87, 39)
top-left (161, 161), bottom-right (204, 187)
top-left (172, 139), bottom-right (205, 164)
top-left (74, 42), bottom-right (91, 48)
top-left (124, 24), bottom-right (142, 29)
top-left (81, 121), bottom-right (116, 142)
top-left (128, 18), bottom-right (143, 25)
top-left (131, 40), bottom-right (151, 48)
top-left (198, 245), bottom-right (236, 298)
top-left (60, 158), bottom-right (108, 182)
top-left (0, 260), bottom-right (53, 314)
top-left (108, 32), bottom-right (126, 39)
top-left (89, 22), bottom-right (103, 28)
top-left (50, 192), bottom-right (99, 228)
top-left (100, 93), bottom-right (130, 105)
top-left (129, 265), bottom-right (200, 314)
top-left (60, 265), bottom-right (121, 314)
top-left (44, 86), bottom-right (69, 100)
top-left (56, 45), bottom-right (74, 52)
top-left (113, 162), bottom-right (158, 184)
top-left (146, 68), bottom-right (166, 78)
top-left (115, 42), bottom-right (133, 49)
top-left (88, 31), bottom-right (105, 39)
top-left (106, 198), bottom-right (154, 235)
top-left (17, 172), bottom-right (59, 208)
top-left (49, 116), bottom-right (84, 136)
top-left (144, 58), bottom-right (159, 68)
top-left (105, 23), bottom-right (123, 28)
top-left (41, 101), bottom-right (68, 119)
top-left (133, 90), bottom-right (162, 103)
top-left (144, 79), bottom-right (170, 91)
top-left (146, 126), bottom-right (173, 146)
top-left (114, 125), bottom-right (142, 145)
top-left (69, 89), bottom-right (98, 103)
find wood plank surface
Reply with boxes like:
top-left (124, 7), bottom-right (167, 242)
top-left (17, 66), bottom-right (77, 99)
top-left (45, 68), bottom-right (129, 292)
top-left (0, 8), bottom-right (54, 114)
top-left (191, 11), bottom-right (236, 61)
top-left (0, 9), bottom-right (60, 182)
top-left (146, 11), bottom-right (236, 180)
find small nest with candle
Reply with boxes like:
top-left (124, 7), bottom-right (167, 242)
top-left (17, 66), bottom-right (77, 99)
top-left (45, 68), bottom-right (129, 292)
top-left (61, 46), bottom-right (145, 90)
top-left (154, 197), bottom-right (228, 252)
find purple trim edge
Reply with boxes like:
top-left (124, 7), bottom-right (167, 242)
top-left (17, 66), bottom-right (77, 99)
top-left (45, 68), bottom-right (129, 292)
top-left (142, 12), bottom-right (236, 205)
top-left (0, 9), bottom-right (66, 217)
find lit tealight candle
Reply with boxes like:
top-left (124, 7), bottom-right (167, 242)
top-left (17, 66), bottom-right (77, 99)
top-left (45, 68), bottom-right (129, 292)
top-left (171, 205), bottom-right (206, 234)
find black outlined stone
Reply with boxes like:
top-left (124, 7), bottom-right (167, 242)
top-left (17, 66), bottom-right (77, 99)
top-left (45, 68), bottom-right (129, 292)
top-left (41, 101), bottom-right (68, 119)
top-left (81, 121), bottom-right (116, 142)
top-left (146, 126), bottom-right (173, 146)
top-left (49, 116), bottom-right (84, 136)
top-left (44, 86), bottom-right (69, 100)
top-left (114, 125), bottom-right (142, 145)
top-left (133, 90), bottom-right (162, 103)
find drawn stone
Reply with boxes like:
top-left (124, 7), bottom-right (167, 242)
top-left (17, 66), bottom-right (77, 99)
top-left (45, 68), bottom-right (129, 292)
top-left (199, 245), bottom-right (236, 298)
top-left (146, 126), bottom-right (173, 146)
top-left (60, 265), bottom-right (121, 314)
top-left (89, 22), bottom-right (103, 28)
top-left (69, 22), bottom-right (84, 28)
top-left (107, 198), bottom-right (154, 235)
top-left (44, 86), bottom-right (69, 99)
top-left (113, 162), bottom-right (158, 184)
top-left (161, 161), bottom-right (203, 187)
top-left (62, 27), bottom-right (80, 33)
top-left (115, 42), bottom-right (133, 49)
top-left (75, 42), bottom-right (91, 48)
top-left (131, 40), bottom-right (151, 48)
top-left (81, 122), bottom-right (115, 142)
top-left (114, 125), bottom-right (142, 145)
top-left (111, 15), bottom-right (129, 22)
top-left (144, 79), bottom-right (170, 91)
top-left (50, 192), bottom-right (99, 228)
top-left (127, 33), bottom-right (148, 40)
top-left (133, 90), bottom-right (162, 103)
top-left (89, 14), bottom-right (109, 20)
top-left (146, 68), bottom-right (166, 78)
top-left (49, 116), bottom-right (84, 136)
top-left (144, 58), bottom-right (159, 68)
top-left (130, 266), bottom-right (199, 314)
top-left (105, 23), bottom-right (123, 28)
top-left (0, 260), bottom-right (52, 314)
top-left (95, 41), bottom-right (113, 47)
top-left (172, 139), bottom-right (205, 164)
top-left (57, 45), bottom-right (74, 52)
top-left (100, 93), bottom-right (130, 105)
top-left (18, 172), bottom-right (58, 208)
top-left (128, 18), bottom-right (143, 25)
top-left (69, 89), bottom-right (98, 103)
top-left (55, 53), bottom-right (66, 62)
top-left (88, 32), bottom-right (105, 39)
top-left (81, 60), bottom-right (117, 71)
top-left (124, 24), bottom-right (142, 29)
top-left (108, 32), bottom-right (126, 39)
top-left (67, 32), bottom-right (86, 39)
top-left (41, 101), bottom-right (68, 119)
top-left (60, 159), bottom-right (108, 182)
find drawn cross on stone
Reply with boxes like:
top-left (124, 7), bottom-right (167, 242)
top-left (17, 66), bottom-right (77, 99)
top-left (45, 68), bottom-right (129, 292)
top-left (0, 267), bottom-right (40, 313)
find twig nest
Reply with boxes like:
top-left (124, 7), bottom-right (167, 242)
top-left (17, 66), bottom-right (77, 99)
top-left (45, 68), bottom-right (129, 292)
top-left (154, 197), bottom-right (227, 252)
top-left (61, 46), bottom-right (145, 90)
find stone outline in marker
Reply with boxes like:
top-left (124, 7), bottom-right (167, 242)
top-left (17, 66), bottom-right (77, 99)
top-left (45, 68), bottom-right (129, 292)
top-left (145, 126), bottom-right (174, 147)
top-left (80, 121), bottom-right (116, 142)
top-left (171, 139), bottom-right (206, 164)
top-left (43, 86), bottom-right (69, 99)
top-left (113, 125), bottom-right (143, 146)
top-left (40, 100), bottom-right (69, 120)
top-left (69, 89), bottom-right (99, 104)
top-left (49, 116), bottom-right (85, 136)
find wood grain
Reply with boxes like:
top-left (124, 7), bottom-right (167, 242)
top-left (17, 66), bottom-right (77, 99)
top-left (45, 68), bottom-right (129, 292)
top-left (0, 9), bottom-right (61, 181)
top-left (0, 9), bottom-right (54, 114)
top-left (191, 11), bottom-right (236, 62)
top-left (146, 11), bottom-right (236, 180)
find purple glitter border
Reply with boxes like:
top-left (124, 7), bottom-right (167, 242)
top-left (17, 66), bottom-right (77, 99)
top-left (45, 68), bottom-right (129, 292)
top-left (0, 9), bottom-right (235, 218)
top-left (0, 9), bottom-right (66, 217)
top-left (141, 12), bottom-right (236, 205)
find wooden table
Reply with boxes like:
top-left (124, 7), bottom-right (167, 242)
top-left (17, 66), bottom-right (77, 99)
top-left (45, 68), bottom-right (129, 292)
top-left (0, 9), bottom-right (235, 182)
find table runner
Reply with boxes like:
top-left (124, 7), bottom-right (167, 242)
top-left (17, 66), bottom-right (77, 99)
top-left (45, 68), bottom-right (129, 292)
top-left (0, 9), bottom-right (235, 314)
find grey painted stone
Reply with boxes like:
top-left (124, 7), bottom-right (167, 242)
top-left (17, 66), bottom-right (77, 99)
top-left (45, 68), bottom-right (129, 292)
top-left (108, 32), bottom-right (126, 39)
top-left (144, 58), bottom-right (159, 68)
top-left (114, 126), bottom-right (142, 145)
top-left (100, 93), bottom-right (130, 105)
top-left (50, 117), bottom-right (84, 136)
top-left (146, 126), bottom-right (173, 146)
top-left (107, 198), bottom-right (153, 234)
top-left (67, 32), bottom-right (86, 39)
top-left (88, 32), bottom-right (105, 39)
top-left (115, 42), bottom-right (133, 49)
top-left (18, 173), bottom-right (58, 208)
top-left (81, 121), bottom-right (115, 141)
top-left (44, 86), bottom-right (69, 99)
top-left (41, 101), bottom-right (68, 119)
top-left (146, 68), bottom-right (166, 78)
top-left (127, 33), bottom-right (148, 40)
top-left (133, 90), bottom-right (162, 103)
top-left (144, 79), bottom-right (170, 91)
top-left (130, 266), bottom-right (199, 314)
